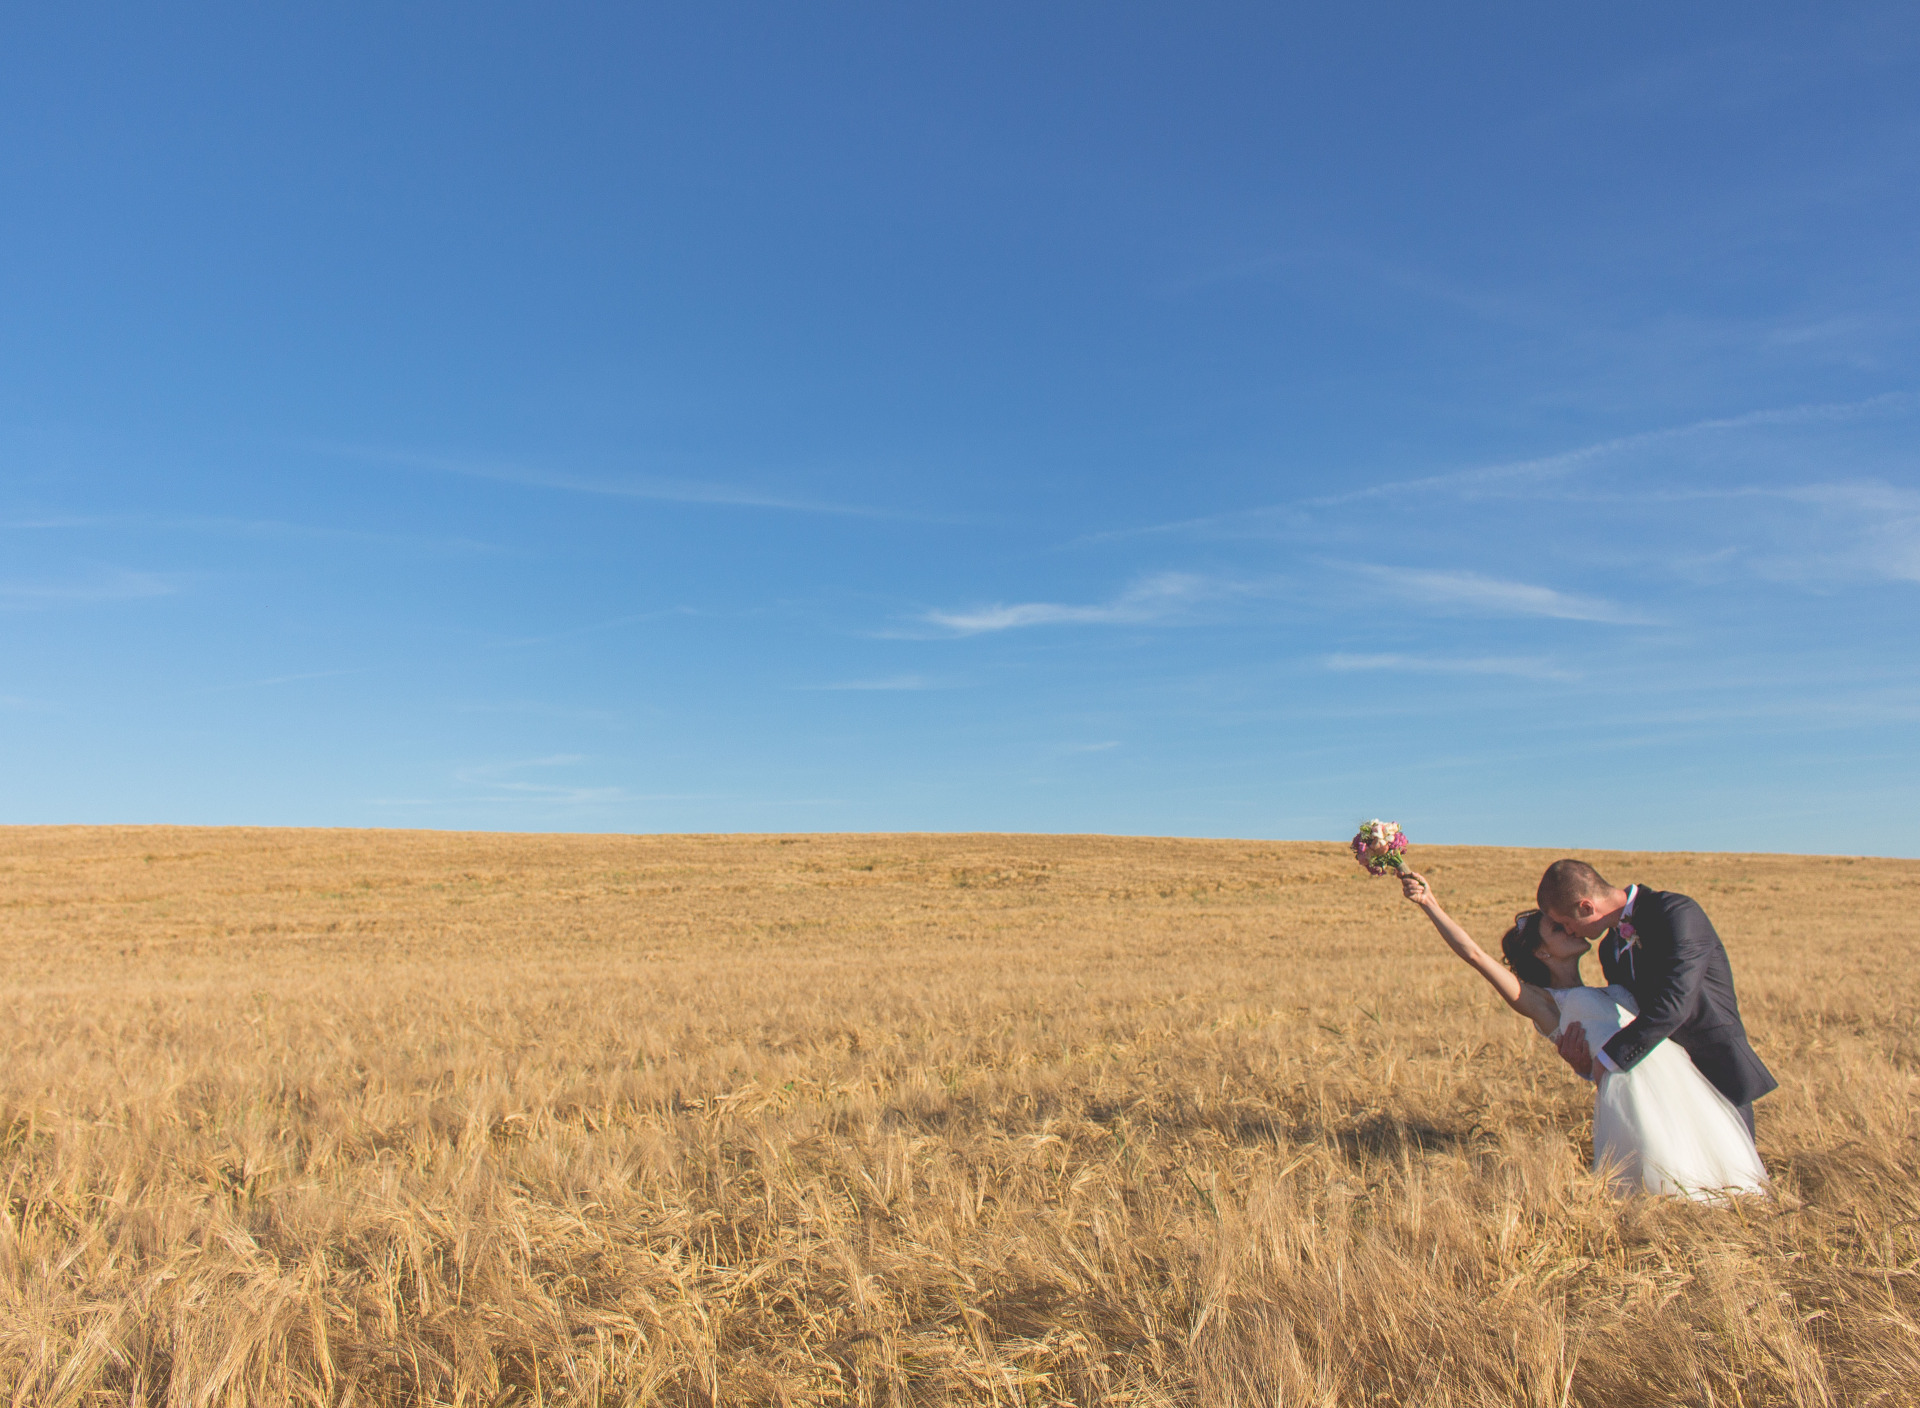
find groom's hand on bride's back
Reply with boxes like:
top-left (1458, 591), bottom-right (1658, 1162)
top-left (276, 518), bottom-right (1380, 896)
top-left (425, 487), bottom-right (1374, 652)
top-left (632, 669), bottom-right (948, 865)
top-left (1556, 1022), bottom-right (1595, 1080)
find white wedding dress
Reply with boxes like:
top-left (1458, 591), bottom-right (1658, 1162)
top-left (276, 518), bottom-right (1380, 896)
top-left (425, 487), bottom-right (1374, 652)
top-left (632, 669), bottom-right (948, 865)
top-left (1550, 985), bottom-right (1768, 1200)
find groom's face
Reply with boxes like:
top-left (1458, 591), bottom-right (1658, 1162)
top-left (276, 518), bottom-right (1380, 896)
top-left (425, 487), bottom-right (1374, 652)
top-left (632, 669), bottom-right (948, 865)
top-left (1542, 906), bottom-right (1606, 945)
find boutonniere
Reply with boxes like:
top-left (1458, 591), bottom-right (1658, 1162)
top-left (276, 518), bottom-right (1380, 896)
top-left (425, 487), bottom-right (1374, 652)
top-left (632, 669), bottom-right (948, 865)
top-left (1617, 919), bottom-right (1639, 950)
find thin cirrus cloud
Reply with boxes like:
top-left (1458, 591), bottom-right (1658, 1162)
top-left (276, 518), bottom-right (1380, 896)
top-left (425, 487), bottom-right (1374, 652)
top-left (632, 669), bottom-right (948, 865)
top-left (1356, 565), bottom-right (1656, 625)
top-left (924, 571), bottom-right (1218, 635)
top-left (1776, 482), bottom-right (1920, 583)
top-left (794, 674), bottom-right (956, 691)
top-left (1325, 653), bottom-right (1580, 682)
top-left (1086, 392), bottom-right (1920, 544)
top-left (188, 668), bottom-right (366, 696)
top-left (445, 754), bottom-right (656, 807)
top-left (488, 608), bottom-right (700, 650)
top-left (452, 753), bottom-right (588, 781)
top-left (1867, 523), bottom-right (1920, 584)
top-left (2, 514), bottom-right (501, 555)
top-left (1591, 478), bottom-right (1920, 588)
top-left (1308, 393), bottom-right (1920, 510)
top-left (324, 443), bottom-right (923, 521)
top-left (0, 569), bottom-right (180, 607)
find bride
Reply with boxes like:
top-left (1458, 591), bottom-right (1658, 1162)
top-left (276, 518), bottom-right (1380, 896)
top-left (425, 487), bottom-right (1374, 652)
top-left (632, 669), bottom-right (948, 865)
top-left (1400, 871), bottom-right (1767, 1200)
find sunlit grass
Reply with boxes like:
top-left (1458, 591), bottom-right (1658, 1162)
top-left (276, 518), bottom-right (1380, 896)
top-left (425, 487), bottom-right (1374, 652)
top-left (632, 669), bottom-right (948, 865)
top-left (2, 828), bottom-right (1914, 1404)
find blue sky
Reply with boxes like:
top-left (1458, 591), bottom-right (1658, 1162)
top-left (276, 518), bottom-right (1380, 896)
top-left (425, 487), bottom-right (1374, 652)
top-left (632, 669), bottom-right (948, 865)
top-left (4, 5), bottom-right (1918, 853)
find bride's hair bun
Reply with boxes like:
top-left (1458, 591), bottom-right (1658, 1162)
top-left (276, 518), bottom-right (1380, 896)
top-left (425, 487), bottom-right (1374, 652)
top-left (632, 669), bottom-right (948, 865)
top-left (1501, 910), bottom-right (1552, 987)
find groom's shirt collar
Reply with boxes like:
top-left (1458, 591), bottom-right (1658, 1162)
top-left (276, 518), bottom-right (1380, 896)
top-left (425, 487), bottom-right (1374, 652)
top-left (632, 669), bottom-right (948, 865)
top-left (1589, 885), bottom-right (1642, 1080)
top-left (1615, 885), bottom-right (1640, 951)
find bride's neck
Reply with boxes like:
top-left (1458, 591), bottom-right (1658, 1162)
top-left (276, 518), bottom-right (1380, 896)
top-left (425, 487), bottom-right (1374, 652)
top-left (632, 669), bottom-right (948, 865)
top-left (1545, 954), bottom-right (1583, 988)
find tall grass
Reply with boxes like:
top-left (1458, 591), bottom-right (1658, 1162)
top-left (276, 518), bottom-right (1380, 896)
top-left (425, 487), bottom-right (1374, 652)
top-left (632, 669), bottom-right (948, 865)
top-left (1, 828), bottom-right (1914, 1405)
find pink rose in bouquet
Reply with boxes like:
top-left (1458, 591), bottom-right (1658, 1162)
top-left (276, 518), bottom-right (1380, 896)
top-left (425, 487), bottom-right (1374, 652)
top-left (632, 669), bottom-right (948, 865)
top-left (1351, 819), bottom-right (1409, 876)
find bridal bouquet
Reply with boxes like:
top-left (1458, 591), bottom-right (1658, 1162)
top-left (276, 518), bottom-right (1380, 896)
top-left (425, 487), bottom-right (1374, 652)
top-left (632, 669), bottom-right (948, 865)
top-left (1351, 819), bottom-right (1410, 876)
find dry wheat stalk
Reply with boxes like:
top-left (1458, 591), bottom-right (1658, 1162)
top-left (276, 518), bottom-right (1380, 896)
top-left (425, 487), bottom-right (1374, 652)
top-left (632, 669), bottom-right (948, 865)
top-left (0, 828), bottom-right (1914, 1405)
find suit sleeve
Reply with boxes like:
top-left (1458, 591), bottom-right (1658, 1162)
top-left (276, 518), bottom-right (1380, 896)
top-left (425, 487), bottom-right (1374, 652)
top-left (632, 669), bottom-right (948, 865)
top-left (1600, 896), bottom-right (1715, 1073)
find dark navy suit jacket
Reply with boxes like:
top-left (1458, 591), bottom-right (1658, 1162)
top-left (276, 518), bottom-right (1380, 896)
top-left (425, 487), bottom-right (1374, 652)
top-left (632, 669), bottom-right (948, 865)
top-left (1598, 887), bottom-right (1777, 1107)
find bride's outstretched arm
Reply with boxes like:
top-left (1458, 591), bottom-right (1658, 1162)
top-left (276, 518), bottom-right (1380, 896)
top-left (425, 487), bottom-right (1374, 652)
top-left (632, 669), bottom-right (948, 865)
top-left (1400, 872), bottom-right (1558, 1034)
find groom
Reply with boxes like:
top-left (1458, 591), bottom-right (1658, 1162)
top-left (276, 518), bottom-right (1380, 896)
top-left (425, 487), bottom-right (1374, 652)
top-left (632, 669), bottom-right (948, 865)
top-left (1538, 859), bottom-right (1777, 1135)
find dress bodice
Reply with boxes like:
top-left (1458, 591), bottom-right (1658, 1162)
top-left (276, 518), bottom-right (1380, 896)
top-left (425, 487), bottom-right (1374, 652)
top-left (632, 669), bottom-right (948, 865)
top-left (1549, 984), bottom-right (1639, 1044)
top-left (1547, 984), bottom-right (1767, 1200)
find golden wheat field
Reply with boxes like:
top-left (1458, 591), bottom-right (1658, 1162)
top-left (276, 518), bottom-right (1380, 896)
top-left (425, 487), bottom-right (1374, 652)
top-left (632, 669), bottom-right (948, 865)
top-left (1, 828), bottom-right (1916, 1407)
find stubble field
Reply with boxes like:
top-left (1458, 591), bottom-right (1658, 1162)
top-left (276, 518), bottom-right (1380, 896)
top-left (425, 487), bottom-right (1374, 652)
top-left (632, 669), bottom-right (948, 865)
top-left (1, 827), bottom-right (1916, 1406)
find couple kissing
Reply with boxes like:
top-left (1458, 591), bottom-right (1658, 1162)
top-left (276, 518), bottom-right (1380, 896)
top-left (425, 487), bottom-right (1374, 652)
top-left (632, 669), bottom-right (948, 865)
top-left (1402, 859), bottom-right (1775, 1201)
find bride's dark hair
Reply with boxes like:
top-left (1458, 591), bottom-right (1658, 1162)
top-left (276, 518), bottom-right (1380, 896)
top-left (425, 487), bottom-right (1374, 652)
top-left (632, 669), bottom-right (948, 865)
top-left (1501, 910), bottom-right (1552, 987)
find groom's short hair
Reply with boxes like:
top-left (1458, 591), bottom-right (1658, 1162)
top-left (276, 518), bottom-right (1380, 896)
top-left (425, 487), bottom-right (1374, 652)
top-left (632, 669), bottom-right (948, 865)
top-left (1537, 859), bottom-right (1613, 913)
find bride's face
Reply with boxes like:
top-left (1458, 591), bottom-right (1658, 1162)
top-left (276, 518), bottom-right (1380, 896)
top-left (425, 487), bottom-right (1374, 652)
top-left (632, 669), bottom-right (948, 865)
top-left (1534, 913), bottom-right (1592, 963)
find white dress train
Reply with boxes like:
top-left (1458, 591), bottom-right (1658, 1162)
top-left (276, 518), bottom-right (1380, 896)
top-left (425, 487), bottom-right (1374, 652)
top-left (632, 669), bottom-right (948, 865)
top-left (1550, 985), bottom-right (1768, 1200)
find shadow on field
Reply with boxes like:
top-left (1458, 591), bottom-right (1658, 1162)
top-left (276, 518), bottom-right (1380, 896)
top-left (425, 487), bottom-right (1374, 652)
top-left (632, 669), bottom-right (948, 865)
top-left (1328, 1113), bottom-right (1474, 1163)
top-left (876, 1084), bottom-right (1485, 1173)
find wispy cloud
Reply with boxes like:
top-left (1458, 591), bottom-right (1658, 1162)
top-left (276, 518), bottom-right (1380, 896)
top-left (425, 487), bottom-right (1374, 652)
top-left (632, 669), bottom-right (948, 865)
top-left (444, 754), bottom-right (665, 807)
top-left (369, 787), bottom-right (715, 809)
top-left (1780, 481), bottom-right (1920, 515)
top-left (1356, 565), bottom-right (1656, 625)
top-left (488, 609), bottom-right (698, 649)
top-left (0, 514), bottom-right (500, 554)
top-left (454, 700), bottom-right (624, 723)
top-left (794, 674), bottom-right (957, 691)
top-left (324, 444), bottom-right (925, 521)
top-left (454, 753), bottom-right (588, 778)
top-left (1085, 392), bottom-right (1919, 542)
top-left (1325, 653), bottom-right (1581, 681)
top-left (1865, 523), bottom-right (1920, 584)
top-left (1636, 479), bottom-right (1920, 586)
top-left (0, 569), bottom-right (180, 607)
top-left (189, 668), bottom-right (365, 695)
top-left (1318, 394), bottom-right (1920, 509)
top-left (1776, 481), bottom-right (1920, 583)
top-left (1164, 243), bottom-right (1539, 325)
top-left (925, 571), bottom-right (1221, 635)
top-left (1762, 314), bottom-right (1879, 349)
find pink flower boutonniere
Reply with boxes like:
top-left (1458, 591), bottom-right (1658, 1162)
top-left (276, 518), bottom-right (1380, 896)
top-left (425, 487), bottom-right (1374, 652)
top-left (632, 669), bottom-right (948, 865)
top-left (1617, 919), bottom-right (1639, 949)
